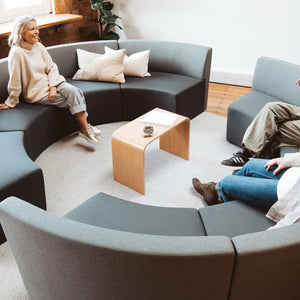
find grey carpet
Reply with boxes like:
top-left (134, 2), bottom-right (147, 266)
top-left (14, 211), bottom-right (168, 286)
top-left (0, 112), bottom-right (240, 299)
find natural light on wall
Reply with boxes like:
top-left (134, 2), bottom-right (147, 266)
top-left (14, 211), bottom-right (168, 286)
top-left (0, 0), bottom-right (51, 23)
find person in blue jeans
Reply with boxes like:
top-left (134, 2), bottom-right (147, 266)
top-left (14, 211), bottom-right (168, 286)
top-left (192, 156), bottom-right (291, 210)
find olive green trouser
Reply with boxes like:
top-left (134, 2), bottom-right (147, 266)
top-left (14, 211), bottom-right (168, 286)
top-left (242, 102), bottom-right (300, 158)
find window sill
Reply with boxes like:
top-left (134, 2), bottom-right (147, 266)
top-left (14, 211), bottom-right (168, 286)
top-left (0, 13), bottom-right (83, 38)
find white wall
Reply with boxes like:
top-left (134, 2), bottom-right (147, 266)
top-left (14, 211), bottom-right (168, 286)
top-left (113, 0), bottom-right (300, 86)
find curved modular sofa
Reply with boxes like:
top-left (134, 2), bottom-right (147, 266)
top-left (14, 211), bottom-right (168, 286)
top-left (0, 40), bottom-right (212, 244)
top-left (1, 42), bottom-right (300, 299)
top-left (1, 193), bottom-right (300, 299)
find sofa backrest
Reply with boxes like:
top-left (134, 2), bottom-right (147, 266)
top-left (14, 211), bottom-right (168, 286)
top-left (47, 40), bottom-right (119, 78)
top-left (0, 58), bottom-right (9, 103)
top-left (1, 40), bottom-right (212, 103)
top-left (230, 223), bottom-right (300, 300)
top-left (119, 40), bottom-right (212, 80)
top-left (0, 196), bottom-right (235, 300)
top-left (252, 56), bottom-right (300, 106)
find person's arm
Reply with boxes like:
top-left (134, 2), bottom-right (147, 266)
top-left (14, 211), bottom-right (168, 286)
top-left (4, 49), bottom-right (22, 108)
top-left (282, 152), bottom-right (300, 167)
top-left (265, 157), bottom-right (287, 175)
top-left (42, 45), bottom-right (65, 88)
top-left (296, 78), bottom-right (300, 86)
top-left (265, 152), bottom-right (300, 175)
top-left (0, 103), bottom-right (11, 109)
top-left (48, 86), bottom-right (57, 102)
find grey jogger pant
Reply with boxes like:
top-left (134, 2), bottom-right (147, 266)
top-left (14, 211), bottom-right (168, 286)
top-left (242, 102), bottom-right (300, 158)
top-left (37, 81), bottom-right (87, 117)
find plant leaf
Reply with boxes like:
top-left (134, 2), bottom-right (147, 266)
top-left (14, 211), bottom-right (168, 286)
top-left (103, 23), bottom-right (116, 34)
top-left (104, 31), bottom-right (120, 40)
top-left (103, 1), bottom-right (114, 11)
top-left (90, 0), bottom-right (104, 10)
top-left (102, 9), bottom-right (112, 17)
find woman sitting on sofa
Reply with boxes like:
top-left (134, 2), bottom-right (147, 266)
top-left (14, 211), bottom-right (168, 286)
top-left (0, 15), bottom-right (100, 144)
top-left (193, 152), bottom-right (300, 228)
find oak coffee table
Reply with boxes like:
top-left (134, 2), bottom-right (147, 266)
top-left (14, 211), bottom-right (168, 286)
top-left (111, 108), bottom-right (190, 194)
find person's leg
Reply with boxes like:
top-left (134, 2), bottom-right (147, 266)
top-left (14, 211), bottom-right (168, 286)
top-left (242, 102), bottom-right (300, 157)
top-left (55, 82), bottom-right (101, 137)
top-left (76, 111), bottom-right (88, 131)
top-left (194, 158), bottom-right (287, 207)
top-left (38, 82), bottom-right (99, 143)
top-left (218, 158), bottom-right (288, 209)
top-left (234, 158), bottom-right (287, 180)
top-left (55, 82), bottom-right (88, 129)
top-left (271, 120), bottom-right (300, 151)
top-left (218, 175), bottom-right (278, 210)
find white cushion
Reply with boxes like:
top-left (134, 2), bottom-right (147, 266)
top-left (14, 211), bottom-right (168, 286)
top-left (105, 46), bottom-right (151, 77)
top-left (72, 48), bottom-right (126, 83)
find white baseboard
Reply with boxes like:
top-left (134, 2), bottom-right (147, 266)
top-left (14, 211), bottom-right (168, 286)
top-left (210, 70), bottom-right (253, 87)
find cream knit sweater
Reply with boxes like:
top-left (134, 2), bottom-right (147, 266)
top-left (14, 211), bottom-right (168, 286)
top-left (5, 41), bottom-right (65, 108)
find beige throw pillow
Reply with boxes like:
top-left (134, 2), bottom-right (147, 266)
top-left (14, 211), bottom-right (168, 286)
top-left (72, 48), bottom-right (126, 83)
top-left (105, 46), bottom-right (151, 77)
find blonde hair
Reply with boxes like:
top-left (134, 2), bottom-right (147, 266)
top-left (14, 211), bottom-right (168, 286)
top-left (8, 16), bottom-right (37, 47)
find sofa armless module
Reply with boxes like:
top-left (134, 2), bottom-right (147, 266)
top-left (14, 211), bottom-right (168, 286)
top-left (227, 56), bottom-right (300, 152)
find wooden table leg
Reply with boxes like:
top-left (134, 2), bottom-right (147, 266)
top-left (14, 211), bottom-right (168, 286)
top-left (159, 119), bottom-right (190, 160)
top-left (111, 137), bottom-right (146, 194)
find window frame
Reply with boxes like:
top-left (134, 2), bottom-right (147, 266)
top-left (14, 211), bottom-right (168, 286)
top-left (0, 0), bottom-right (52, 24)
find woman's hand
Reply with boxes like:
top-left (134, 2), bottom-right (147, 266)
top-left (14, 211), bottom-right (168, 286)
top-left (0, 103), bottom-right (11, 110)
top-left (296, 78), bottom-right (300, 86)
top-left (49, 86), bottom-right (57, 102)
top-left (265, 157), bottom-right (287, 175)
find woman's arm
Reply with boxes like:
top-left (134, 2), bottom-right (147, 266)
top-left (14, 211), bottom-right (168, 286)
top-left (0, 103), bottom-right (11, 110)
top-left (48, 86), bottom-right (57, 102)
top-left (5, 49), bottom-right (22, 108)
top-left (42, 45), bottom-right (65, 87)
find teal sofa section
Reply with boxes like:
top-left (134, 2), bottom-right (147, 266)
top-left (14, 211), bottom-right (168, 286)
top-left (1, 193), bottom-right (300, 300)
top-left (227, 56), bottom-right (300, 153)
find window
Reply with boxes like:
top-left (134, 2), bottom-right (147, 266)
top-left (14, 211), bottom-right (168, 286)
top-left (0, 0), bottom-right (51, 24)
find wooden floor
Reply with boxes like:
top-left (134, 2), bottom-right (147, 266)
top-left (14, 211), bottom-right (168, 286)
top-left (206, 83), bottom-right (251, 117)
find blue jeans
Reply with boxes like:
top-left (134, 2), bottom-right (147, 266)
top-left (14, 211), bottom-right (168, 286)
top-left (217, 159), bottom-right (287, 210)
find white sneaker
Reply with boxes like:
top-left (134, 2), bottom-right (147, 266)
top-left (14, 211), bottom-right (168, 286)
top-left (88, 124), bottom-right (101, 136)
top-left (79, 126), bottom-right (99, 144)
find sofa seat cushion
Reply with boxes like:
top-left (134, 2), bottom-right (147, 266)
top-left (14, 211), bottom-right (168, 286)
top-left (65, 192), bottom-right (206, 236)
top-left (0, 103), bottom-right (76, 160)
top-left (226, 90), bottom-right (281, 146)
top-left (198, 201), bottom-right (275, 238)
top-left (120, 71), bottom-right (205, 120)
top-left (67, 79), bottom-right (122, 125)
top-left (0, 131), bottom-right (46, 243)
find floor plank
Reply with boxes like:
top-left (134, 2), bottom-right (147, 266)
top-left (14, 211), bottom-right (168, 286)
top-left (206, 83), bottom-right (251, 117)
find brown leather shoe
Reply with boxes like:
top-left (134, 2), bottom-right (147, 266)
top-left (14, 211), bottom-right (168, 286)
top-left (192, 178), bottom-right (221, 206)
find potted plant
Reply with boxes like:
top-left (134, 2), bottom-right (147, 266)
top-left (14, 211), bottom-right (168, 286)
top-left (90, 0), bottom-right (122, 40)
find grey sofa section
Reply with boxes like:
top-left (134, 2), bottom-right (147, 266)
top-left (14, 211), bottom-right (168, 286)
top-left (198, 200), bottom-right (275, 237)
top-left (1, 192), bottom-right (300, 299)
top-left (0, 40), bottom-right (212, 244)
top-left (0, 196), bottom-right (234, 300)
top-left (227, 56), bottom-right (300, 148)
top-left (47, 39), bottom-right (212, 122)
top-left (64, 192), bottom-right (206, 236)
top-left (0, 132), bottom-right (46, 243)
top-left (230, 224), bottom-right (300, 300)
top-left (119, 40), bottom-right (212, 120)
